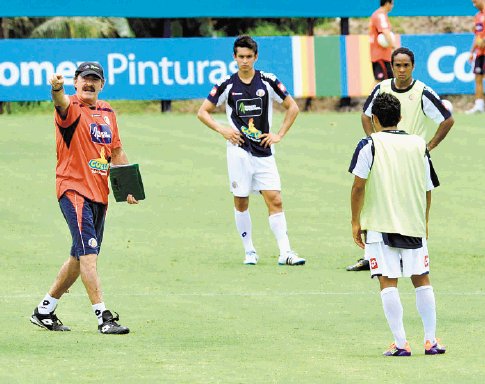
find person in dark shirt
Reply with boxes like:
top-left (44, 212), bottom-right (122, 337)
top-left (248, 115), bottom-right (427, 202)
top-left (197, 35), bottom-right (305, 266)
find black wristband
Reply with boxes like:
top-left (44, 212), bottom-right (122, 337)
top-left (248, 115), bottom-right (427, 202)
top-left (51, 87), bottom-right (63, 92)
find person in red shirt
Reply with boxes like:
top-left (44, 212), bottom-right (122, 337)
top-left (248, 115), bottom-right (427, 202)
top-left (466, 0), bottom-right (485, 114)
top-left (30, 62), bottom-right (137, 334)
top-left (369, 0), bottom-right (397, 85)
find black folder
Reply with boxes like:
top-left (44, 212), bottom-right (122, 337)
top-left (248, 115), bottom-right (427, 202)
top-left (109, 164), bottom-right (145, 202)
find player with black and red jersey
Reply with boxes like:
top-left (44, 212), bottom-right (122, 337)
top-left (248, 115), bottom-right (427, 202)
top-left (198, 35), bottom-right (305, 266)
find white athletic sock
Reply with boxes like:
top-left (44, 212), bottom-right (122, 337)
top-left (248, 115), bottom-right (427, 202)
top-left (415, 285), bottom-right (436, 344)
top-left (92, 302), bottom-right (107, 325)
top-left (234, 209), bottom-right (255, 253)
top-left (38, 294), bottom-right (58, 314)
top-left (268, 212), bottom-right (291, 255)
top-left (381, 287), bottom-right (407, 349)
top-left (476, 98), bottom-right (484, 109)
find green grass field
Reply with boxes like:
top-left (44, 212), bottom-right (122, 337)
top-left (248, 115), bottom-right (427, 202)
top-left (1, 110), bottom-right (484, 383)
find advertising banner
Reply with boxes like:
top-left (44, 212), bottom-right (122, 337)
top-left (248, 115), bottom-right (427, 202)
top-left (401, 34), bottom-right (475, 95)
top-left (0, 34), bottom-right (477, 101)
top-left (0, 37), bottom-right (293, 101)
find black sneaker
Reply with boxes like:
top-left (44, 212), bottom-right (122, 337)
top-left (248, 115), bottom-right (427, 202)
top-left (30, 307), bottom-right (71, 331)
top-left (346, 258), bottom-right (370, 271)
top-left (98, 310), bottom-right (130, 334)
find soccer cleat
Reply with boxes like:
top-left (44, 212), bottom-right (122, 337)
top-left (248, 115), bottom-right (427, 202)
top-left (425, 339), bottom-right (446, 355)
top-left (383, 342), bottom-right (412, 356)
top-left (30, 307), bottom-right (71, 331)
top-left (346, 258), bottom-right (370, 271)
top-left (243, 250), bottom-right (259, 265)
top-left (465, 105), bottom-right (484, 114)
top-left (98, 310), bottom-right (130, 334)
top-left (278, 250), bottom-right (305, 266)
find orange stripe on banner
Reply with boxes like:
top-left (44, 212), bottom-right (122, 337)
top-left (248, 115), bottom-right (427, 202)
top-left (346, 35), bottom-right (361, 97)
top-left (305, 36), bottom-right (316, 96)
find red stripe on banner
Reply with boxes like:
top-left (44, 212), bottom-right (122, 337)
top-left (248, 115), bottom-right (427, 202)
top-left (345, 35), bottom-right (362, 97)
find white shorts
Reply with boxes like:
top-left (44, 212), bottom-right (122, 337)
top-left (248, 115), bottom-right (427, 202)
top-left (226, 144), bottom-right (281, 196)
top-left (364, 231), bottom-right (430, 279)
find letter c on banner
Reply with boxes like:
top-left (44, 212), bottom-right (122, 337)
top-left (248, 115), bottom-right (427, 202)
top-left (427, 46), bottom-right (455, 83)
top-left (454, 52), bottom-right (475, 82)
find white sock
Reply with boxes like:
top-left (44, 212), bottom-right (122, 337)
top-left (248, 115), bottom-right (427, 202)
top-left (234, 209), bottom-right (255, 253)
top-left (476, 99), bottom-right (484, 109)
top-left (415, 285), bottom-right (436, 344)
top-left (268, 212), bottom-right (291, 255)
top-left (92, 302), bottom-right (107, 325)
top-left (381, 287), bottom-right (407, 349)
top-left (38, 294), bottom-right (58, 314)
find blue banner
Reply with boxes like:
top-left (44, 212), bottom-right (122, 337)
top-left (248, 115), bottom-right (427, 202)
top-left (0, 0), bottom-right (477, 17)
top-left (0, 37), bottom-right (294, 101)
top-left (0, 34), bottom-right (477, 101)
top-left (401, 34), bottom-right (475, 95)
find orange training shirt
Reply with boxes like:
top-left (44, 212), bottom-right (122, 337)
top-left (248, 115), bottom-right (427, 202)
top-left (55, 95), bottom-right (122, 205)
top-left (369, 8), bottom-right (392, 62)
top-left (474, 10), bottom-right (485, 56)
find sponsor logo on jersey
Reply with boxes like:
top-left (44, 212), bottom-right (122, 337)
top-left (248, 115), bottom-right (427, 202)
top-left (370, 257), bottom-right (378, 269)
top-left (241, 118), bottom-right (262, 142)
top-left (103, 115), bottom-right (111, 126)
top-left (88, 147), bottom-right (109, 175)
top-left (256, 89), bottom-right (265, 97)
top-left (408, 93), bottom-right (416, 101)
top-left (278, 82), bottom-right (287, 93)
top-left (210, 86), bottom-right (217, 96)
top-left (236, 98), bottom-right (262, 117)
top-left (90, 123), bottom-right (112, 144)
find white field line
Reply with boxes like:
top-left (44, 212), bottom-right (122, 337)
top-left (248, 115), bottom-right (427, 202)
top-left (2, 291), bottom-right (485, 299)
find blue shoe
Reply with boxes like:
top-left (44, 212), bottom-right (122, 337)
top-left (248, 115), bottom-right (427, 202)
top-left (425, 339), bottom-right (446, 355)
top-left (383, 342), bottom-right (411, 356)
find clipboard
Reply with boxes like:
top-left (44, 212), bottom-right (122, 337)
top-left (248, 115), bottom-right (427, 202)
top-left (109, 163), bottom-right (145, 202)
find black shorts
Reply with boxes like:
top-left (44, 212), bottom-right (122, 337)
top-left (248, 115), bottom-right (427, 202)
top-left (474, 55), bottom-right (485, 75)
top-left (372, 60), bottom-right (393, 81)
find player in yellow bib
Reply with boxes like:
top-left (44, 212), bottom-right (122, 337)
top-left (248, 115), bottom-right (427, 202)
top-left (347, 47), bottom-right (454, 272)
top-left (350, 92), bottom-right (446, 356)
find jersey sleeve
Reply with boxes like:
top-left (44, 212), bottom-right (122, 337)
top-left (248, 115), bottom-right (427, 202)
top-left (261, 71), bottom-right (289, 103)
top-left (348, 137), bottom-right (374, 179)
top-left (422, 86), bottom-right (451, 124)
top-left (207, 76), bottom-right (231, 107)
top-left (55, 96), bottom-right (80, 128)
top-left (425, 150), bottom-right (440, 191)
top-left (362, 84), bottom-right (380, 116)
